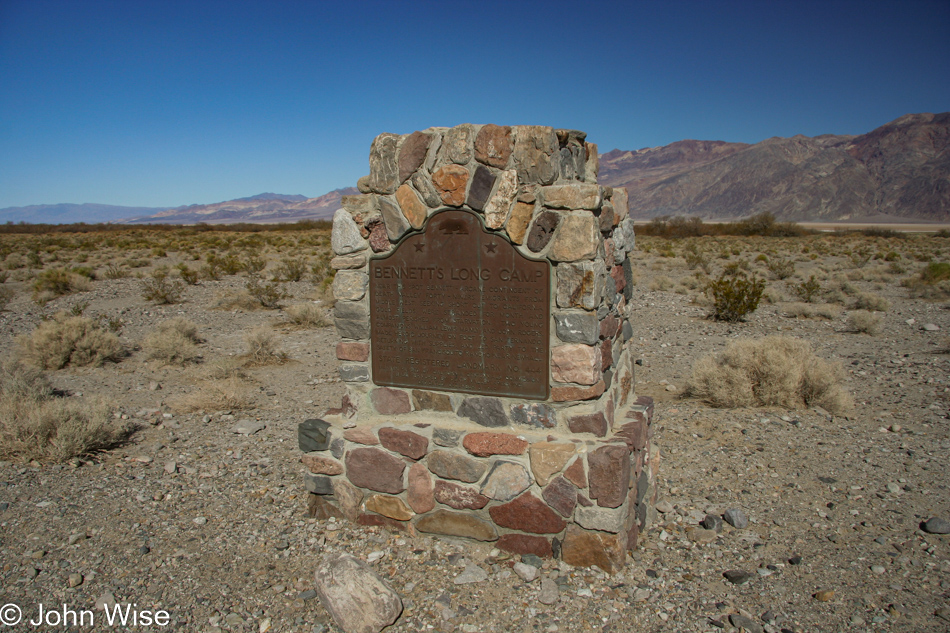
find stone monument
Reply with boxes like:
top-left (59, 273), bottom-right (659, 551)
top-left (300, 125), bottom-right (657, 573)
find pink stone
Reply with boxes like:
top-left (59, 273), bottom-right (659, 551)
top-left (599, 315), bottom-right (620, 340)
top-left (378, 427), bottom-right (428, 460)
top-left (496, 534), bottom-right (552, 558)
top-left (480, 461), bottom-right (531, 501)
top-left (551, 344), bottom-right (602, 386)
top-left (426, 450), bottom-right (487, 483)
top-left (336, 342), bottom-right (369, 362)
top-left (560, 524), bottom-right (626, 574)
top-left (542, 476), bottom-right (578, 517)
top-left (343, 427), bottom-right (378, 445)
top-left (489, 493), bottom-right (566, 534)
top-left (357, 513), bottom-right (409, 532)
top-left (433, 480), bottom-right (489, 510)
top-left (301, 454), bottom-right (344, 475)
top-left (370, 387), bottom-right (411, 415)
top-left (610, 265), bottom-right (626, 293)
top-left (345, 447), bottom-right (406, 494)
top-left (601, 339), bottom-right (613, 372)
top-left (528, 442), bottom-right (575, 486)
top-left (588, 445), bottom-right (630, 508)
top-left (407, 462), bottom-right (435, 513)
top-left (463, 432), bottom-right (528, 457)
top-left (415, 510), bottom-right (497, 541)
top-left (368, 220), bottom-right (391, 252)
top-left (551, 380), bottom-right (605, 402)
top-left (567, 412), bottom-right (608, 437)
top-left (563, 457), bottom-right (588, 489)
top-left (474, 124), bottom-right (512, 168)
top-left (616, 414), bottom-right (648, 451)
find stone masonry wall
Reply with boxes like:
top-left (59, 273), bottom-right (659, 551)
top-left (304, 124), bottom-right (658, 573)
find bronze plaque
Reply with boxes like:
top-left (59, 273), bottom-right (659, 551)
top-left (370, 210), bottom-right (550, 399)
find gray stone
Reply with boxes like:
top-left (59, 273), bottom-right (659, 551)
top-left (331, 209), bottom-right (368, 256)
top-left (509, 403), bottom-right (557, 428)
top-left (332, 271), bottom-right (369, 301)
top-left (410, 171), bottom-right (441, 208)
top-left (701, 514), bottom-right (723, 532)
top-left (483, 169), bottom-right (518, 229)
top-left (334, 299), bottom-right (370, 340)
top-left (538, 577), bottom-right (559, 605)
top-left (621, 320), bottom-right (633, 342)
top-left (299, 419), bottom-right (331, 452)
top-left (341, 194), bottom-right (378, 217)
top-left (427, 450), bottom-right (487, 483)
top-left (512, 562), bottom-right (539, 582)
top-left (443, 124), bottom-right (475, 165)
top-left (923, 323), bottom-right (940, 331)
top-left (339, 364), bottom-right (369, 382)
top-left (554, 310), bottom-right (599, 344)
top-left (458, 397), bottom-right (508, 427)
top-left (432, 428), bottom-right (463, 447)
top-left (512, 125), bottom-right (558, 185)
top-left (368, 133), bottom-right (400, 194)
top-left (398, 131), bottom-right (432, 184)
top-left (540, 184), bottom-right (602, 210)
top-left (556, 260), bottom-right (606, 310)
top-left (620, 217), bottom-right (636, 252)
top-left (729, 614), bottom-right (763, 633)
top-left (574, 503), bottom-right (627, 533)
top-left (480, 461), bottom-right (531, 501)
top-left (723, 508), bottom-right (749, 529)
top-left (559, 147), bottom-right (577, 181)
top-left (466, 165), bottom-right (495, 212)
top-left (231, 420), bottom-right (265, 435)
top-left (525, 210), bottom-right (560, 253)
top-left (612, 187), bottom-right (629, 222)
top-left (585, 142), bottom-right (599, 182)
top-left (304, 474), bottom-right (333, 495)
top-left (922, 517), bottom-right (950, 534)
top-left (723, 570), bottom-right (753, 585)
top-left (453, 563), bottom-right (488, 585)
top-left (378, 197), bottom-right (411, 242)
top-left (314, 553), bottom-right (402, 633)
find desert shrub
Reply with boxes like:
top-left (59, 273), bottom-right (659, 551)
top-left (847, 310), bottom-right (884, 335)
top-left (686, 336), bottom-right (852, 414)
top-left (284, 303), bottom-right (330, 328)
top-left (243, 255), bottom-right (267, 276)
top-left (649, 275), bottom-right (674, 292)
top-left (0, 361), bottom-right (130, 462)
top-left (0, 286), bottom-right (13, 311)
top-left (175, 263), bottom-right (199, 285)
top-left (919, 262), bottom-right (950, 283)
top-left (18, 313), bottom-right (124, 370)
top-left (849, 249), bottom-right (872, 268)
top-left (243, 326), bottom-right (287, 365)
top-left (170, 377), bottom-right (254, 413)
top-left (103, 263), bottom-right (128, 279)
top-left (682, 243), bottom-right (711, 273)
top-left (32, 268), bottom-right (91, 300)
top-left (852, 292), bottom-right (890, 312)
top-left (218, 253), bottom-right (244, 275)
top-left (246, 276), bottom-right (286, 308)
top-left (143, 318), bottom-right (201, 366)
top-left (784, 303), bottom-right (841, 319)
top-left (273, 257), bottom-right (308, 282)
top-left (706, 272), bottom-right (765, 322)
top-left (902, 262), bottom-right (950, 299)
top-left (766, 257), bottom-right (795, 280)
top-left (212, 290), bottom-right (260, 311)
top-left (790, 275), bottom-right (821, 303)
top-left (310, 256), bottom-right (332, 284)
top-left (141, 268), bottom-right (184, 304)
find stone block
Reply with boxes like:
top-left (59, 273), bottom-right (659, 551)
top-left (412, 390), bottom-right (453, 412)
top-left (549, 212), bottom-right (601, 262)
top-left (432, 164), bottom-right (469, 207)
top-left (416, 510), bottom-right (498, 541)
top-left (442, 124), bottom-right (475, 165)
top-left (330, 253), bottom-right (367, 270)
top-left (496, 534), bottom-right (553, 558)
top-left (434, 480), bottom-right (489, 510)
top-left (367, 220), bottom-right (391, 253)
top-left (378, 427), bottom-right (428, 460)
top-left (307, 494), bottom-right (344, 520)
top-left (525, 210), bottom-right (560, 253)
top-left (370, 387), bottom-right (411, 415)
top-left (556, 260), bottom-right (606, 310)
top-left (512, 125), bottom-right (558, 185)
top-left (598, 203), bottom-right (615, 232)
top-left (298, 418), bottom-right (331, 452)
top-left (551, 380), bottom-right (606, 402)
top-left (357, 513), bottom-right (409, 531)
top-left (332, 270), bottom-right (369, 301)
top-left (331, 209), bottom-right (368, 256)
top-left (585, 142), bottom-right (599, 182)
top-left (574, 502), bottom-right (627, 533)
top-left (563, 457), bottom-right (587, 489)
top-left (396, 183), bottom-right (427, 229)
top-left (510, 403), bottom-right (557, 428)
top-left (489, 493), bottom-right (566, 534)
top-left (398, 131), bottom-right (432, 184)
top-left (600, 339), bottom-right (613, 372)
top-left (613, 188), bottom-right (629, 222)
top-left (554, 310), bottom-right (599, 345)
top-left (588, 445), bottom-right (630, 508)
top-left (365, 494), bottom-right (414, 521)
top-left (333, 478), bottom-right (363, 522)
top-left (463, 432), bottom-right (528, 457)
top-left (541, 184), bottom-right (602, 210)
top-left (480, 461), bottom-right (531, 501)
top-left (483, 169), bottom-right (518, 229)
top-left (542, 476), bottom-right (577, 517)
top-left (341, 193), bottom-right (378, 216)
top-left (466, 164), bottom-right (495, 212)
top-left (336, 341), bottom-right (369, 362)
top-left (427, 450), bottom-right (486, 483)
top-left (339, 364), bottom-right (369, 382)
top-left (457, 397), bottom-right (508, 427)
top-left (411, 171), bottom-right (441, 207)
top-left (529, 442), bottom-right (576, 486)
top-left (475, 124), bottom-right (513, 168)
top-left (302, 453), bottom-right (344, 476)
top-left (620, 216), bottom-right (636, 252)
top-left (551, 344), bottom-right (602, 386)
top-left (506, 201), bottom-right (534, 245)
top-left (378, 197), bottom-right (411, 242)
top-left (616, 415), bottom-right (648, 451)
top-left (407, 462), bottom-right (435, 513)
top-left (368, 133), bottom-right (399, 194)
top-left (431, 428), bottom-right (463, 447)
top-left (334, 298), bottom-right (369, 340)
top-left (304, 473), bottom-right (333, 495)
top-left (343, 427), bottom-right (378, 445)
top-left (345, 448), bottom-right (406, 494)
top-left (560, 524), bottom-right (626, 574)
top-left (313, 553), bottom-right (402, 633)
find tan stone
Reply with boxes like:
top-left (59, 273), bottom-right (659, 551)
top-left (560, 524), bottom-right (626, 574)
top-left (551, 344), bottom-right (602, 386)
top-left (415, 509), bottom-right (498, 541)
top-left (529, 442), bottom-right (576, 486)
top-left (541, 184), bottom-right (602, 210)
top-left (483, 169), bottom-right (518, 229)
top-left (548, 213), bottom-right (601, 262)
top-left (551, 380), bottom-right (606, 402)
top-left (474, 124), bottom-right (512, 168)
top-left (506, 201), bottom-right (534, 245)
top-left (407, 462), bottom-right (435, 513)
top-left (612, 187), bottom-right (629, 222)
top-left (563, 456), bottom-right (588, 488)
top-left (431, 164), bottom-right (469, 207)
top-left (333, 478), bottom-right (363, 522)
top-left (396, 183), bottom-right (427, 229)
top-left (301, 453), bottom-right (344, 476)
top-left (364, 494), bottom-right (414, 521)
top-left (330, 253), bottom-right (367, 270)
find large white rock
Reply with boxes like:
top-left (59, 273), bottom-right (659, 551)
top-left (313, 553), bottom-right (402, 633)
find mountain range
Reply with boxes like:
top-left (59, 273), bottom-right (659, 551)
top-left (1, 112), bottom-right (947, 225)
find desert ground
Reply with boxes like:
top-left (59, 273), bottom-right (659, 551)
top-left (0, 224), bottom-right (948, 633)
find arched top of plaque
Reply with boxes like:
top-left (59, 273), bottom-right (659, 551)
top-left (369, 209), bottom-right (551, 400)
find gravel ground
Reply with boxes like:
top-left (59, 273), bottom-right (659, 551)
top-left (0, 245), bottom-right (949, 633)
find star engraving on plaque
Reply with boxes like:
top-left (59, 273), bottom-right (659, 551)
top-left (485, 242), bottom-right (497, 253)
top-left (414, 243), bottom-right (424, 252)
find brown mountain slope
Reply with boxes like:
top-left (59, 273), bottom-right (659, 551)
top-left (599, 113), bottom-right (950, 222)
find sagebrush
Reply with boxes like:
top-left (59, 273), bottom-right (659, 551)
top-left (18, 313), bottom-right (124, 369)
top-left (143, 318), bottom-right (201, 365)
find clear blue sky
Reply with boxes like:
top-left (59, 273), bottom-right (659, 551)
top-left (1, 0), bottom-right (948, 209)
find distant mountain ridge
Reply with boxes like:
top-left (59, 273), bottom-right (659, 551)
top-left (122, 189), bottom-right (355, 224)
top-left (0, 202), bottom-right (170, 224)
top-left (598, 112), bottom-right (950, 222)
